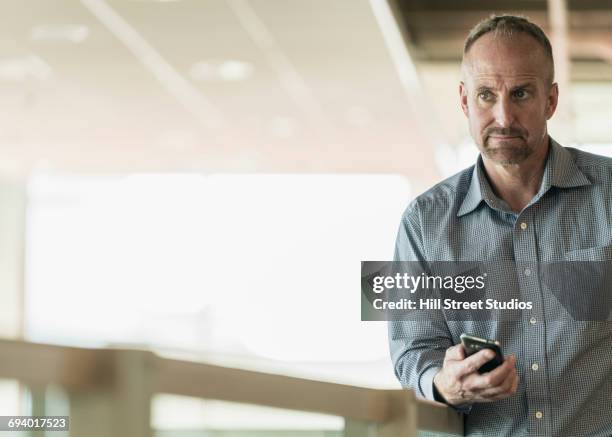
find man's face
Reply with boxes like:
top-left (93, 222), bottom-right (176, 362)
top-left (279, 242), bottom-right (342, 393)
top-left (460, 33), bottom-right (558, 166)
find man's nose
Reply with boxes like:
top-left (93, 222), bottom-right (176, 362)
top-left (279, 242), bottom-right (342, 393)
top-left (493, 97), bottom-right (516, 128)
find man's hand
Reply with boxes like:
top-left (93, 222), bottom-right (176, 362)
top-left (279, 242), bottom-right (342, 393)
top-left (433, 344), bottom-right (519, 406)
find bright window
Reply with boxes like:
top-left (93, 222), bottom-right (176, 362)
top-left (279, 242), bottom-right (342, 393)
top-left (26, 174), bottom-right (410, 388)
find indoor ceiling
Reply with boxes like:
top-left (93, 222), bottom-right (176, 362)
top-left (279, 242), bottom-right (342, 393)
top-left (0, 0), bottom-right (611, 184)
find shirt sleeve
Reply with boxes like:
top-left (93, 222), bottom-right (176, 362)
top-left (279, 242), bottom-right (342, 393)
top-left (388, 201), bottom-right (472, 414)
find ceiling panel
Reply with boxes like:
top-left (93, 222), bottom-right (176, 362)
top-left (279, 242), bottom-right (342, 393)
top-left (0, 0), bottom-right (611, 176)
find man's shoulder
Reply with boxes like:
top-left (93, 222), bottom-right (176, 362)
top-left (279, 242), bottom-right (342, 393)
top-left (403, 166), bottom-right (474, 218)
top-left (563, 146), bottom-right (612, 186)
top-left (565, 146), bottom-right (612, 170)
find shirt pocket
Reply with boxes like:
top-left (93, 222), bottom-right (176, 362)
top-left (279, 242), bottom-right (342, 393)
top-left (563, 244), bottom-right (612, 261)
top-left (545, 245), bottom-right (612, 321)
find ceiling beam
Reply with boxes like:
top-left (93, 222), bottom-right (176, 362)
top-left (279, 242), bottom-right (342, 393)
top-left (80, 0), bottom-right (227, 130)
top-left (571, 35), bottom-right (612, 63)
top-left (227, 0), bottom-right (333, 135)
top-left (369, 0), bottom-right (447, 184)
top-left (548, 0), bottom-right (574, 142)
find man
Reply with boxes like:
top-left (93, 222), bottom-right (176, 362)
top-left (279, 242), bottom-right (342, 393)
top-left (389, 15), bottom-right (612, 436)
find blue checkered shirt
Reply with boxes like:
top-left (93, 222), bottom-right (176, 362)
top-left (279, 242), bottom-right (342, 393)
top-left (389, 138), bottom-right (612, 436)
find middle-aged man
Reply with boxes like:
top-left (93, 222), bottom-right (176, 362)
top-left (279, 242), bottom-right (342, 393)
top-left (389, 15), bottom-right (612, 437)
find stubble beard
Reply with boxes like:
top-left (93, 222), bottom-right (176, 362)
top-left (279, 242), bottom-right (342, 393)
top-left (482, 138), bottom-right (532, 166)
top-left (480, 125), bottom-right (532, 165)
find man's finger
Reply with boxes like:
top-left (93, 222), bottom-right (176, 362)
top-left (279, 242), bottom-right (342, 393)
top-left (478, 370), bottom-right (517, 398)
top-left (510, 372), bottom-right (519, 394)
top-left (445, 344), bottom-right (466, 362)
top-left (475, 355), bottom-right (517, 387)
top-left (455, 348), bottom-right (496, 377)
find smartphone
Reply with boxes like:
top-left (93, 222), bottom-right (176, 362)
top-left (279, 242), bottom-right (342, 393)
top-left (460, 333), bottom-right (504, 374)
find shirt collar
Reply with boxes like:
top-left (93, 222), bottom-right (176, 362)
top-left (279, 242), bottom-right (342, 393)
top-left (457, 137), bottom-right (591, 217)
top-left (545, 137), bottom-right (591, 189)
top-left (456, 157), bottom-right (493, 217)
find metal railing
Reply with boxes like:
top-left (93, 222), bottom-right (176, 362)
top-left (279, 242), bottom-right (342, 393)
top-left (0, 339), bottom-right (463, 437)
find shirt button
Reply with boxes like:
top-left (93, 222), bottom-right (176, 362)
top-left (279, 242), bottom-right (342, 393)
top-left (520, 222), bottom-right (528, 230)
top-left (530, 317), bottom-right (537, 325)
top-left (524, 268), bottom-right (532, 276)
top-left (535, 411), bottom-right (543, 419)
top-left (532, 363), bottom-right (539, 371)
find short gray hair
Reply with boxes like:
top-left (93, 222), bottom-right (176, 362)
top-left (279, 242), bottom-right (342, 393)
top-left (463, 15), bottom-right (554, 83)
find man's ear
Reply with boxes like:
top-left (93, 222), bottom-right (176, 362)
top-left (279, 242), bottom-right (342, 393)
top-left (546, 82), bottom-right (559, 120)
top-left (459, 81), bottom-right (469, 117)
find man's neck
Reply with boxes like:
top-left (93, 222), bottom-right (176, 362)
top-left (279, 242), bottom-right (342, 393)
top-left (481, 137), bottom-right (550, 214)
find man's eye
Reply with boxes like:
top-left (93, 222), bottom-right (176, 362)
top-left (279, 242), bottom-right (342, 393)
top-left (513, 89), bottom-right (528, 99)
top-left (478, 91), bottom-right (493, 100)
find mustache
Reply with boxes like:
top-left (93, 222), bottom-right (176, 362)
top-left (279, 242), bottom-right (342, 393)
top-left (484, 127), bottom-right (525, 138)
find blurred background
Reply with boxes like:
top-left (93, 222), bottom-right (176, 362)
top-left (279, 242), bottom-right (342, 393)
top-left (0, 0), bottom-right (611, 436)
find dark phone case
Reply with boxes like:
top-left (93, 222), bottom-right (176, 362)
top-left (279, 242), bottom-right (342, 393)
top-left (461, 337), bottom-right (504, 374)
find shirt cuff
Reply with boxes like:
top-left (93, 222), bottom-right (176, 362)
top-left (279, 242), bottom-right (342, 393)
top-left (419, 366), bottom-right (442, 401)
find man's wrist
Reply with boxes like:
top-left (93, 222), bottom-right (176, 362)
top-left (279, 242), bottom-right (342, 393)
top-left (433, 371), bottom-right (473, 414)
top-left (431, 381), bottom-right (448, 405)
top-left (431, 369), bottom-right (451, 405)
